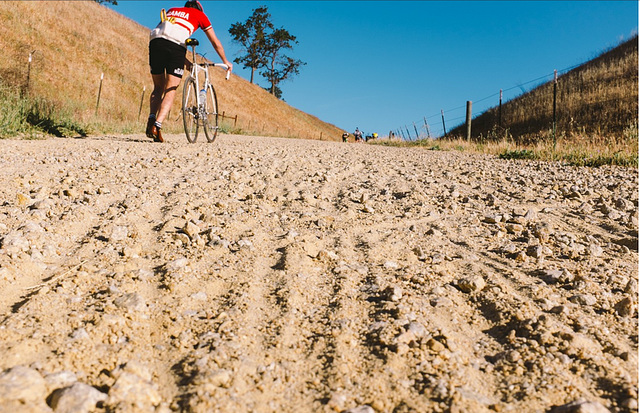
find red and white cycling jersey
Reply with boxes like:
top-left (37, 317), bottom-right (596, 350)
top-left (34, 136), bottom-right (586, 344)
top-left (150, 7), bottom-right (212, 47)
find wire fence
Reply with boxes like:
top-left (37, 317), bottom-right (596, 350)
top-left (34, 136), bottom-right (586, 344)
top-left (390, 62), bottom-right (586, 141)
top-left (388, 31), bottom-right (640, 146)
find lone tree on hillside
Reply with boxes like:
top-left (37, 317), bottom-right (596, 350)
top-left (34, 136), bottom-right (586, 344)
top-left (261, 28), bottom-right (305, 98)
top-left (228, 6), bottom-right (272, 84)
top-left (229, 6), bottom-right (305, 98)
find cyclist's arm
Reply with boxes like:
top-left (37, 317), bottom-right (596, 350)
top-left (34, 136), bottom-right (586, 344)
top-left (203, 27), bottom-right (233, 72)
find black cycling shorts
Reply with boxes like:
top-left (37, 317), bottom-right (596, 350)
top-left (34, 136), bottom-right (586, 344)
top-left (149, 38), bottom-right (187, 78)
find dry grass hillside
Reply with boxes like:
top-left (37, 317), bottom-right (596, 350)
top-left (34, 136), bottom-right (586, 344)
top-left (448, 36), bottom-right (638, 144)
top-left (0, 1), bottom-right (344, 140)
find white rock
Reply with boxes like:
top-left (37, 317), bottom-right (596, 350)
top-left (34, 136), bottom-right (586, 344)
top-left (190, 292), bottom-right (208, 301)
top-left (382, 285), bottom-right (403, 301)
top-left (0, 366), bottom-right (47, 403)
top-left (107, 372), bottom-right (161, 409)
top-left (166, 258), bottom-right (188, 272)
top-left (109, 226), bottom-right (128, 242)
top-left (0, 267), bottom-right (13, 282)
top-left (457, 276), bottom-right (486, 293)
top-left (194, 369), bottom-right (232, 391)
top-left (1, 232), bottom-right (30, 253)
top-left (113, 293), bottom-right (146, 312)
top-left (569, 294), bottom-right (597, 307)
top-left (45, 371), bottom-right (77, 392)
top-left (550, 398), bottom-right (610, 413)
top-left (183, 221), bottom-right (201, 240)
top-left (49, 382), bottom-right (107, 413)
top-left (344, 406), bottom-right (375, 413)
top-left (71, 328), bottom-right (90, 340)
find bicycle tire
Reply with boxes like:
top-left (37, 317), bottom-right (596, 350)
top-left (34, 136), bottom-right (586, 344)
top-left (203, 84), bottom-right (219, 143)
top-left (182, 75), bottom-right (199, 143)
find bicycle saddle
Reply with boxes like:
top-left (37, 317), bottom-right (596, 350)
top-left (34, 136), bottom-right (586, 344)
top-left (186, 38), bottom-right (199, 46)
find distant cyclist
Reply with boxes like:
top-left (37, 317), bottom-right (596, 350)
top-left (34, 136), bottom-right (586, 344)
top-left (353, 128), bottom-right (363, 143)
top-left (342, 132), bottom-right (349, 142)
top-left (146, 0), bottom-right (233, 142)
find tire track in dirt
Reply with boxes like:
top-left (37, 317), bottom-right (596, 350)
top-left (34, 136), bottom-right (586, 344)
top-left (0, 135), bottom-right (636, 412)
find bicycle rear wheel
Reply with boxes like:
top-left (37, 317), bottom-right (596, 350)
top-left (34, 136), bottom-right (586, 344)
top-left (182, 76), bottom-right (199, 143)
top-left (203, 84), bottom-right (219, 143)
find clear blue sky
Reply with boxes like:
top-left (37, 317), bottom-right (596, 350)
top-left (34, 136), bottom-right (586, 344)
top-left (107, 1), bottom-right (638, 138)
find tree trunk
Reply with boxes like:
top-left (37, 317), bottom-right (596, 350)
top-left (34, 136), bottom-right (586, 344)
top-left (270, 57), bottom-right (276, 95)
top-left (250, 67), bottom-right (255, 84)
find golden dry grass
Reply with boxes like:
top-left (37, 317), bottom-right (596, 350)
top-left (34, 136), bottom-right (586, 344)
top-left (0, 1), bottom-right (345, 140)
top-left (375, 130), bottom-right (638, 167)
top-left (448, 37), bottom-right (638, 144)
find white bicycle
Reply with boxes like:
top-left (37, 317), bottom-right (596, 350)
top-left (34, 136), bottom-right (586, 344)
top-left (182, 38), bottom-right (229, 143)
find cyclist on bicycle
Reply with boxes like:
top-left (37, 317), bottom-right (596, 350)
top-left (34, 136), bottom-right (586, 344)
top-left (353, 128), bottom-right (363, 143)
top-left (146, 0), bottom-right (233, 142)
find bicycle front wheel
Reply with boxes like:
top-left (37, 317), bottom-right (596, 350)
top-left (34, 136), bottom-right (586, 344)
top-left (202, 84), bottom-right (219, 143)
top-left (182, 76), bottom-right (199, 143)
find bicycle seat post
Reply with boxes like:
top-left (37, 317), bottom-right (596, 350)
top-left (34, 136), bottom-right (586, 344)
top-left (186, 38), bottom-right (199, 67)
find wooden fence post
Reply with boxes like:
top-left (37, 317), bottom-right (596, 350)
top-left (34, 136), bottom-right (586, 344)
top-left (441, 110), bottom-right (447, 138)
top-left (95, 72), bottom-right (104, 116)
top-left (138, 86), bottom-right (145, 121)
top-left (234, 115), bottom-right (238, 127)
top-left (413, 122), bottom-right (420, 140)
top-left (24, 51), bottom-right (34, 96)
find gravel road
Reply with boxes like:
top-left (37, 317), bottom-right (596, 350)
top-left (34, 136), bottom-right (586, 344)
top-left (0, 133), bottom-right (637, 412)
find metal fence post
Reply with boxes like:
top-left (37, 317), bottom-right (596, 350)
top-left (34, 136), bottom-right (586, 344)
top-left (423, 117), bottom-right (431, 138)
top-left (553, 69), bottom-right (558, 151)
top-left (466, 100), bottom-right (472, 141)
top-left (499, 89), bottom-right (503, 128)
top-left (441, 110), bottom-right (447, 138)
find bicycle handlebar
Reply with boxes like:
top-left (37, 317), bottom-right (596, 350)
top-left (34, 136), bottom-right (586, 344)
top-left (214, 63), bottom-right (231, 80)
top-left (204, 63), bottom-right (230, 80)
top-left (186, 38), bottom-right (230, 81)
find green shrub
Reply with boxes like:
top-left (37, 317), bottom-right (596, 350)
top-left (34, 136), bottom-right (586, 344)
top-left (26, 98), bottom-right (87, 137)
top-left (0, 85), bottom-right (29, 137)
top-left (0, 83), bottom-right (87, 138)
top-left (499, 149), bottom-right (536, 160)
top-left (563, 151), bottom-right (638, 168)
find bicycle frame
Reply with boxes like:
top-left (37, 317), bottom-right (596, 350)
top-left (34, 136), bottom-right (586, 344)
top-left (187, 40), bottom-right (229, 106)
top-left (188, 45), bottom-right (209, 108)
top-left (182, 38), bottom-right (229, 143)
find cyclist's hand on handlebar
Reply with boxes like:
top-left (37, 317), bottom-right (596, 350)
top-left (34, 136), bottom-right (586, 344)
top-left (224, 62), bottom-right (233, 80)
top-left (213, 62), bottom-right (232, 80)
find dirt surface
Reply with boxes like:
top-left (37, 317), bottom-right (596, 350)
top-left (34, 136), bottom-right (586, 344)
top-left (0, 134), bottom-right (637, 413)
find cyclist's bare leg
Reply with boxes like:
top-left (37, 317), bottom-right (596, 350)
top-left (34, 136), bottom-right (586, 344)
top-left (149, 74), bottom-right (167, 118)
top-left (155, 74), bottom-right (181, 124)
